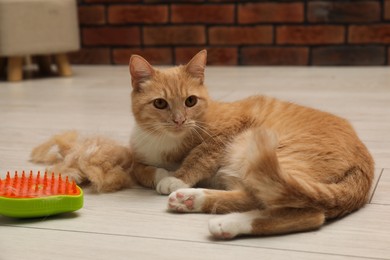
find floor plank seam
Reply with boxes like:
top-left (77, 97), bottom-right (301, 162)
top-left (1, 224), bottom-right (386, 260)
top-left (369, 202), bottom-right (390, 206)
top-left (369, 168), bottom-right (384, 204)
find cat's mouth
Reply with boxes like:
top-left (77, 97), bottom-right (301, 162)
top-left (166, 122), bottom-right (194, 135)
top-left (169, 124), bottom-right (188, 133)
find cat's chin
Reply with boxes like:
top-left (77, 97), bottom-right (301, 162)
top-left (166, 127), bottom-right (189, 136)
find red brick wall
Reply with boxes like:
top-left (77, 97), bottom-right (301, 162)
top-left (72, 0), bottom-right (390, 66)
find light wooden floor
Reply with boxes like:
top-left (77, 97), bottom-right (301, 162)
top-left (0, 66), bottom-right (389, 260)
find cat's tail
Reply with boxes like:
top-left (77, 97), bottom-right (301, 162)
top-left (244, 129), bottom-right (372, 218)
top-left (30, 131), bottom-right (78, 164)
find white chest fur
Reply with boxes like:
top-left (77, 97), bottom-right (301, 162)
top-left (130, 124), bottom-right (183, 170)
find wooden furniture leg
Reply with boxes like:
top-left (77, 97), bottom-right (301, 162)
top-left (7, 57), bottom-right (23, 82)
top-left (54, 53), bottom-right (72, 77)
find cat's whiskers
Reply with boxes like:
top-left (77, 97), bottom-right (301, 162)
top-left (193, 126), bottom-right (225, 148)
top-left (193, 123), bottom-right (228, 148)
top-left (182, 120), bottom-right (204, 142)
top-left (134, 123), bottom-right (166, 146)
top-left (190, 126), bottom-right (205, 143)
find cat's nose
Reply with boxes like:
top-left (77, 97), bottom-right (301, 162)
top-left (173, 117), bottom-right (186, 126)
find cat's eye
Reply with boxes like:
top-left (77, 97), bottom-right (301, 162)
top-left (185, 96), bottom-right (198, 107)
top-left (153, 98), bottom-right (168, 109)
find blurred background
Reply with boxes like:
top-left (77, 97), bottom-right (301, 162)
top-left (1, 0), bottom-right (390, 82)
top-left (72, 0), bottom-right (390, 66)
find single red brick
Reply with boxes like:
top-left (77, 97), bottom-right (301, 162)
top-left (385, 0), bottom-right (390, 20)
top-left (308, 1), bottom-right (380, 23)
top-left (238, 3), bottom-right (304, 24)
top-left (175, 47), bottom-right (237, 65)
top-left (312, 46), bottom-right (385, 65)
top-left (349, 25), bottom-right (390, 44)
top-left (78, 6), bottom-right (106, 25)
top-left (209, 26), bottom-right (273, 45)
top-left (171, 4), bottom-right (234, 24)
top-left (241, 47), bottom-right (308, 65)
top-left (277, 25), bottom-right (344, 45)
top-left (113, 48), bottom-right (172, 65)
top-left (143, 26), bottom-right (206, 45)
top-left (68, 48), bottom-right (111, 64)
top-left (82, 27), bottom-right (140, 46)
top-left (108, 5), bottom-right (168, 24)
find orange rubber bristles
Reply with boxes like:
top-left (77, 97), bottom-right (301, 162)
top-left (0, 171), bottom-right (80, 198)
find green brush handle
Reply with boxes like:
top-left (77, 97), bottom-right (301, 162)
top-left (0, 187), bottom-right (83, 218)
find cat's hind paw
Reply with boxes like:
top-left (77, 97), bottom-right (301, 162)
top-left (208, 211), bottom-right (260, 240)
top-left (208, 215), bottom-right (243, 240)
top-left (156, 177), bottom-right (189, 195)
top-left (168, 188), bottom-right (205, 212)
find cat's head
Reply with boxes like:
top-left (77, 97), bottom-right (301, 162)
top-left (129, 50), bottom-right (210, 136)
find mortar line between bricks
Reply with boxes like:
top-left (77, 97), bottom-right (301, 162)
top-left (140, 26), bottom-right (144, 48)
top-left (345, 25), bottom-right (349, 45)
top-left (172, 46), bottom-right (176, 65)
top-left (380, 0), bottom-right (385, 21)
top-left (304, 0), bottom-right (308, 24)
top-left (237, 46), bottom-right (242, 65)
top-left (168, 3), bottom-right (172, 24)
top-left (234, 2), bottom-right (238, 24)
top-left (205, 25), bottom-right (210, 46)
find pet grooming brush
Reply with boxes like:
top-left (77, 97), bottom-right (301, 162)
top-left (0, 171), bottom-right (83, 218)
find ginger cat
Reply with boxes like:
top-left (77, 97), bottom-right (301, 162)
top-left (129, 50), bottom-right (374, 239)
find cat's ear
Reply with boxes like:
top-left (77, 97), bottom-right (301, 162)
top-left (185, 50), bottom-right (207, 83)
top-left (129, 55), bottom-right (155, 90)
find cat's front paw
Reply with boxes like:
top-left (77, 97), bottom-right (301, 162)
top-left (156, 177), bottom-right (189, 195)
top-left (153, 168), bottom-right (173, 187)
top-left (168, 188), bottom-right (205, 212)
